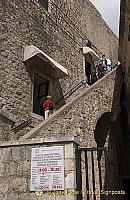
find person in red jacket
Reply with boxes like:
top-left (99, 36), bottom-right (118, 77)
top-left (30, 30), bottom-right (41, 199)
top-left (43, 96), bottom-right (53, 120)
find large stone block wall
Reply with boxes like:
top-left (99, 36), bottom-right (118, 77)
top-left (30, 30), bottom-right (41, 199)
top-left (0, 0), bottom-right (118, 126)
top-left (0, 137), bottom-right (79, 200)
top-left (53, 0), bottom-right (118, 63)
top-left (20, 67), bottom-right (122, 146)
top-left (0, 137), bottom-right (123, 200)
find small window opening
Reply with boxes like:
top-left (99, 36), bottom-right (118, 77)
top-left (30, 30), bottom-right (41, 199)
top-left (38, 0), bottom-right (48, 11)
top-left (33, 74), bottom-right (48, 116)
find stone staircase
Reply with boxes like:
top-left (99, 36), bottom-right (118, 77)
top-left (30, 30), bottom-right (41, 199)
top-left (10, 80), bottom-right (86, 140)
top-left (9, 114), bottom-right (43, 140)
top-left (19, 66), bottom-right (122, 145)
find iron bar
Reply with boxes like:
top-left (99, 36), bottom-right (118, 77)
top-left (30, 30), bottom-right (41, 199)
top-left (11, 118), bottom-right (32, 133)
top-left (85, 151), bottom-right (90, 200)
top-left (91, 150), bottom-right (96, 200)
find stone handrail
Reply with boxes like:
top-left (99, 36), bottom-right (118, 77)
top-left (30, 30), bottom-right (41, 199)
top-left (11, 118), bottom-right (32, 133)
top-left (54, 79), bottom-right (84, 106)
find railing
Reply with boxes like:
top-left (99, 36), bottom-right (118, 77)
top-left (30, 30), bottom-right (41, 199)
top-left (76, 147), bottom-right (107, 200)
top-left (54, 62), bottom-right (119, 107)
top-left (54, 79), bottom-right (84, 106)
top-left (11, 118), bottom-right (32, 134)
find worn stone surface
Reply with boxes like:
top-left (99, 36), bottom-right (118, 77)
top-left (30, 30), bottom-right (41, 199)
top-left (0, 0), bottom-right (118, 140)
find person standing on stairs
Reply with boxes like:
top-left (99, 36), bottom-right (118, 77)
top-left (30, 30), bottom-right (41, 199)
top-left (43, 96), bottom-right (53, 120)
top-left (101, 54), bottom-right (107, 72)
top-left (97, 61), bottom-right (105, 79)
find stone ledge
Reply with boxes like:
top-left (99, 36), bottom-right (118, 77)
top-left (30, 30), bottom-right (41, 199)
top-left (0, 136), bottom-right (80, 147)
top-left (30, 112), bottom-right (43, 120)
top-left (44, 136), bottom-right (80, 145)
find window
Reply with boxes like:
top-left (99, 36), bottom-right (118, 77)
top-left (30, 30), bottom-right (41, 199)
top-left (38, 0), bottom-right (48, 11)
top-left (128, 26), bottom-right (130, 41)
top-left (33, 74), bottom-right (48, 116)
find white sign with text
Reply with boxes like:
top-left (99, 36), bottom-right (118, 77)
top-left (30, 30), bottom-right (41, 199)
top-left (30, 146), bottom-right (64, 191)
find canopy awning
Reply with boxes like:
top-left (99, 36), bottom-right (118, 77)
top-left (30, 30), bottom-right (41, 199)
top-left (83, 47), bottom-right (99, 61)
top-left (23, 45), bottom-right (68, 79)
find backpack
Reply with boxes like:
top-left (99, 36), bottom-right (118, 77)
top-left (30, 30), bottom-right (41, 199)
top-left (98, 64), bottom-right (105, 73)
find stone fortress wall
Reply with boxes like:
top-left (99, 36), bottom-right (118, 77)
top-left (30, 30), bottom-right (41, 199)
top-left (0, 0), bottom-right (118, 131)
top-left (0, 1), bottom-right (124, 199)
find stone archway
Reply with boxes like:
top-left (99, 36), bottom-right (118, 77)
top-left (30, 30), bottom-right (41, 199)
top-left (94, 112), bottom-right (112, 149)
top-left (94, 112), bottom-right (121, 195)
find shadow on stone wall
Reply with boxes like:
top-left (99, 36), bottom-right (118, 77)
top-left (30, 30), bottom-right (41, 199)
top-left (94, 112), bottom-right (112, 200)
top-left (112, 79), bottom-right (130, 199)
top-left (94, 112), bottom-right (111, 150)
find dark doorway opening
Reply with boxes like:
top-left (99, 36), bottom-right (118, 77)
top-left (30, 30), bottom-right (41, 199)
top-left (85, 59), bottom-right (91, 85)
top-left (33, 73), bottom-right (48, 116)
top-left (122, 177), bottom-right (130, 199)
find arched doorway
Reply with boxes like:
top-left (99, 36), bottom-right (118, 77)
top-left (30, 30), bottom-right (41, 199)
top-left (94, 112), bottom-right (112, 149)
top-left (94, 112), bottom-right (121, 195)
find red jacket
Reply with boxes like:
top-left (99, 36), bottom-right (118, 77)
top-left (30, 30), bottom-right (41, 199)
top-left (43, 99), bottom-right (53, 111)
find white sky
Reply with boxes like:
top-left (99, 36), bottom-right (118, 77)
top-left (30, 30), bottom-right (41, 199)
top-left (90, 0), bottom-right (120, 36)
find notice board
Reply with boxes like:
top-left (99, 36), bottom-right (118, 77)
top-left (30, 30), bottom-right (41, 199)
top-left (30, 146), bottom-right (64, 191)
